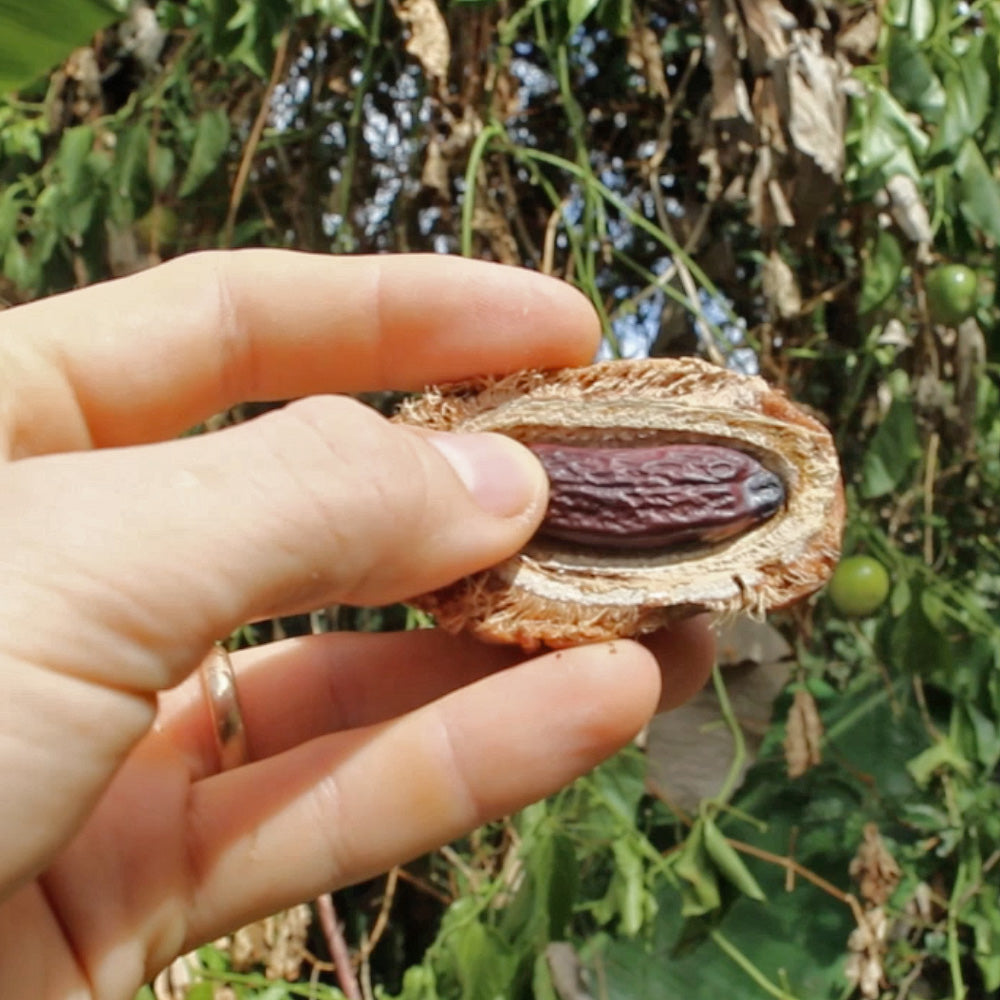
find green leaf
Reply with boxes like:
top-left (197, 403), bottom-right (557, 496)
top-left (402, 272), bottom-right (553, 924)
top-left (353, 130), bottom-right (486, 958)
top-left (860, 380), bottom-right (921, 498)
top-left (149, 142), bottom-right (176, 194)
top-left (927, 45), bottom-right (993, 161)
top-left (54, 124), bottom-right (95, 182)
top-left (887, 578), bottom-right (952, 674)
top-left (448, 916), bottom-right (521, 1000)
top-left (0, 185), bottom-right (22, 254)
top-left (0, 0), bottom-right (122, 93)
top-left (568, 0), bottom-right (601, 30)
top-left (587, 747), bottom-right (647, 825)
top-left (859, 228), bottom-right (904, 313)
top-left (887, 32), bottom-right (946, 120)
top-left (592, 838), bottom-right (658, 933)
top-left (955, 139), bottom-right (1000, 243)
top-left (499, 817), bottom-right (579, 944)
top-left (960, 701), bottom-right (1000, 772)
top-left (701, 818), bottom-right (766, 902)
top-left (296, 0), bottom-right (367, 36)
top-left (906, 737), bottom-right (972, 785)
top-left (888, 0), bottom-right (936, 41)
top-left (531, 951), bottom-right (560, 1000)
top-left (179, 108), bottom-right (231, 197)
top-left (673, 820), bottom-right (722, 918)
top-left (596, 0), bottom-right (632, 35)
top-left (848, 86), bottom-right (929, 194)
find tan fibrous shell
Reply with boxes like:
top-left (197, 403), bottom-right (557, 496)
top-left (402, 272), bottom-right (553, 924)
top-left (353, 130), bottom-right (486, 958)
top-left (396, 357), bottom-right (845, 650)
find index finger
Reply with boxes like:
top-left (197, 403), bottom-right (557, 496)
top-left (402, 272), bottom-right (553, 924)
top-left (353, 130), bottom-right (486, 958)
top-left (0, 250), bottom-right (600, 455)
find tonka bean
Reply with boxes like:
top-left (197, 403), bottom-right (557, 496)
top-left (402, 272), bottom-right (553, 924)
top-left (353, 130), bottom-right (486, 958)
top-left (529, 442), bottom-right (785, 549)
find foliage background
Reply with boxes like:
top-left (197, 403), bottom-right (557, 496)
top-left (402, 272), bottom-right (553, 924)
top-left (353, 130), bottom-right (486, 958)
top-left (2, 0), bottom-right (1000, 997)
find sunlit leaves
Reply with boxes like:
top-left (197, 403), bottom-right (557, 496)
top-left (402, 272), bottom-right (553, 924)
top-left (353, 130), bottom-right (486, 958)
top-left (0, 0), bottom-right (122, 93)
top-left (850, 0), bottom-right (1000, 250)
top-left (859, 228), bottom-right (904, 314)
top-left (179, 108), bottom-right (232, 197)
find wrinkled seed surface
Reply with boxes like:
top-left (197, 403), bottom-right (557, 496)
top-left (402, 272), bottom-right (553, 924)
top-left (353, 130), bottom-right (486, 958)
top-left (528, 442), bottom-right (785, 549)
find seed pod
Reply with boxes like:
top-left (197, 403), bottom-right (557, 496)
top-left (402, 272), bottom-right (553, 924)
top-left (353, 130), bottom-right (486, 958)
top-left (396, 357), bottom-right (844, 650)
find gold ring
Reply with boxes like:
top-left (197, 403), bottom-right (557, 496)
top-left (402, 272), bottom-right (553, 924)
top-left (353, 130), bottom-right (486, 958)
top-left (199, 644), bottom-right (248, 772)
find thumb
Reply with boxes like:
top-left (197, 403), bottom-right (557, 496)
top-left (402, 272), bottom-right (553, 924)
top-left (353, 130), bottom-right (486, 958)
top-left (1, 395), bottom-right (549, 693)
top-left (0, 395), bottom-right (550, 895)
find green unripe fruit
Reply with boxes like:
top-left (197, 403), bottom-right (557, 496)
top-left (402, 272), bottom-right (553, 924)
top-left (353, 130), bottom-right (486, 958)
top-left (827, 555), bottom-right (890, 617)
top-left (925, 264), bottom-right (978, 326)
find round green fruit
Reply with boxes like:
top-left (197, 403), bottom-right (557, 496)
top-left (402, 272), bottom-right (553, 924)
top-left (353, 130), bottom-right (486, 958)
top-left (827, 555), bottom-right (890, 617)
top-left (925, 264), bottom-right (978, 326)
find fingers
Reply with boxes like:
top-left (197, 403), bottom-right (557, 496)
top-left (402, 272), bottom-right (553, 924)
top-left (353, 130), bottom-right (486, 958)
top-left (176, 640), bottom-right (661, 950)
top-left (644, 616), bottom-right (717, 711)
top-left (156, 630), bottom-right (526, 779)
top-left (156, 620), bottom-right (718, 782)
top-left (1, 396), bottom-right (549, 693)
top-left (0, 251), bottom-right (601, 457)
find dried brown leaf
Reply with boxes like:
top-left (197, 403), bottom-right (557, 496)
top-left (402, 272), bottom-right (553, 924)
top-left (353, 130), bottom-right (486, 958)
top-left (399, 0), bottom-right (450, 84)
top-left (421, 134), bottom-right (450, 197)
top-left (955, 318), bottom-right (987, 448)
top-left (152, 953), bottom-right (200, 1000)
top-left (886, 174), bottom-right (932, 254)
top-left (762, 249), bottom-right (802, 319)
top-left (784, 687), bottom-right (822, 777)
top-left (849, 823), bottom-right (901, 906)
top-left (845, 905), bottom-right (889, 999)
top-left (701, 0), bottom-right (753, 121)
top-left (546, 942), bottom-right (594, 1000)
top-left (627, 24), bottom-right (669, 99)
top-left (837, 8), bottom-right (881, 60)
top-left (737, 0), bottom-right (796, 62)
top-left (786, 32), bottom-right (846, 179)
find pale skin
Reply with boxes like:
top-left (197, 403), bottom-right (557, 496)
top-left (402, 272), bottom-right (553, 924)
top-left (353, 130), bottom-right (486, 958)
top-left (0, 251), bottom-right (714, 1000)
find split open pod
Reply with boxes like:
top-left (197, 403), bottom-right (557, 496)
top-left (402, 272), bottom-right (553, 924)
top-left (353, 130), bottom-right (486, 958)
top-left (396, 357), bottom-right (844, 650)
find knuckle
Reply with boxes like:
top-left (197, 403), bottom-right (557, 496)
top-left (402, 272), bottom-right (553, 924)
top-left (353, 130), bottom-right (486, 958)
top-left (254, 397), bottom-right (436, 595)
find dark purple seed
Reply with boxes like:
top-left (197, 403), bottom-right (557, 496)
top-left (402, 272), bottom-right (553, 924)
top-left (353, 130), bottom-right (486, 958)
top-left (528, 442), bottom-right (785, 550)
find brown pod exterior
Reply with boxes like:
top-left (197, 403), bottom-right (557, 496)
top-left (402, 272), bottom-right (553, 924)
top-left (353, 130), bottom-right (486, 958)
top-left (396, 357), bottom-right (845, 650)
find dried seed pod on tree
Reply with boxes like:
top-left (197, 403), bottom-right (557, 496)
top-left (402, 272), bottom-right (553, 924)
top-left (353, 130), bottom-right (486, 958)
top-left (397, 357), bottom-right (844, 649)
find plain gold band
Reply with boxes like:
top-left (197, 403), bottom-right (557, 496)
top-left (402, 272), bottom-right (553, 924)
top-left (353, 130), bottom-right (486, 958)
top-left (199, 644), bottom-right (248, 772)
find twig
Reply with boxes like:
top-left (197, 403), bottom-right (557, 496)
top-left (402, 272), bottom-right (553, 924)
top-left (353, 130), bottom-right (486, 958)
top-left (726, 836), bottom-right (865, 923)
top-left (354, 867), bottom-right (400, 966)
top-left (922, 430), bottom-right (939, 565)
top-left (316, 893), bottom-right (362, 999)
top-left (541, 198), bottom-right (569, 276)
top-left (223, 28), bottom-right (291, 247)
top-left (648, 173), bottom-right (725, 366)
top-left (711, 664), bottom-right (748, 806)
top-left (710, 929), bottom-right (803, 1000)
top-left (394, 865), bottom-right (454, 906)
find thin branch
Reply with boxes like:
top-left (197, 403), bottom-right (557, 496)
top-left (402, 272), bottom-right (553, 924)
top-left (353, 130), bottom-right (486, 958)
top-left (726, 836), bottom-right (865, 923)
top-left (354, 867), bottom-right (400, 966)
top-left (316, 893), bottom-right (362, 1000)
top-left (223, 28), bottom-right (291, 247)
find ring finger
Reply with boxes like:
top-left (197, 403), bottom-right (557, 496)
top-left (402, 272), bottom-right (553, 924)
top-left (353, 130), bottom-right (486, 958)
top-left (155, 618), bottom-right (717, 782)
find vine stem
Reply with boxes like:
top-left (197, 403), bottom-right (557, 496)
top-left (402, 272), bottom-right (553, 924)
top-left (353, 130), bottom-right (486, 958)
top-left (710, 929), bottom-right (803, 1000)
top-left (223, 27), bottom-right (290, 247)
top-left (337, 0), bottom-right (385, 250)
top-left (711, 663), bottom-right (747, 807)
top-left (946, 859), bottom-right (969, 1000)
top-left (460, 121), bottom-right (502, 257)
top-left (316, 893), bottom-right (362, 999)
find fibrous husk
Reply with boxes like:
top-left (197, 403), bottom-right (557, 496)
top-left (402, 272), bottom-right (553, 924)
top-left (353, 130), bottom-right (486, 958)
top-left (397, 358), bottom-right (844, 649)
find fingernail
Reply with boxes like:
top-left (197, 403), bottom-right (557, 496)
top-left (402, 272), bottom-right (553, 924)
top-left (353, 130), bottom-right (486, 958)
top-left (427, 432), bottom-right (545, 518)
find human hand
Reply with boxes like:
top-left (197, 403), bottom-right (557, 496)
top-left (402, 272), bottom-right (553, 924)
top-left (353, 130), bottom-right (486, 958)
top-left (0, 251), bottom-right (714, 999)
